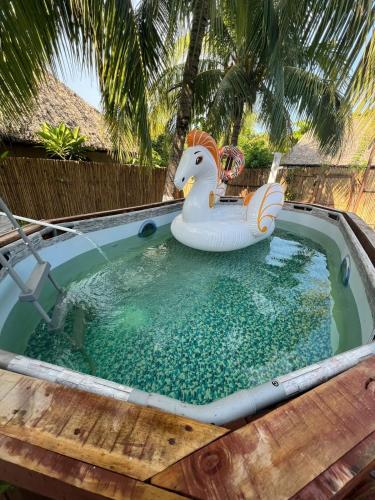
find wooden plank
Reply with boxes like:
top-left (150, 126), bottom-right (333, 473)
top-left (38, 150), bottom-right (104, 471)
top-left (337, 466), bottom-right (375, 499)
top-left (152, 357), bottom-right (375, 499)
top-left (0, 370), bottom-right (227, 481)
top-left (0, 215), bottom-right (12, 236)
top-left (293, 431), bottom-right (375, 499)
top-left (0, 432), bottom-right (185, 499)
top-left (0, 487), bottom-right (50, 500)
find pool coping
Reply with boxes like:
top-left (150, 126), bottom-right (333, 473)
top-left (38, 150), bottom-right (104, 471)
top-left (0, 199), bottom-right (374, 424)
top-left (1, 198), bottom-right (374, 262)
top-left (0, 343), bottom-right (374, 425)
top-left (0, 198), bottom-right (185, 247)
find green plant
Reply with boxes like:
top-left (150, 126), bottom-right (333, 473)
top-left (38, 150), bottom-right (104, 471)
top-left (239, 135), bottom-right (273, 169)
top-left (0, 0), bottom-right (170, 165)
top-left (0, 481), bottom-right (14, 494)
top-left (151, 148), bottom-right (163, 167)
top-left (291, 121), bottom-right (311, 146)
top-left (37, 123), bottom-right (87, 160)
top-left (0, 150), bottom-right (9, 160)
top-left (151, 133), bottom-right (170, 167)
top-left (127, 144), bottom-right (167, 168)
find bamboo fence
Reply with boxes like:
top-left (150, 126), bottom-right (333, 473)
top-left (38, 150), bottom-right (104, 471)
top-left (0, 157), bottom-right (374, 227)
top-left (227, 165), bottom-right (375, 227)
top-left (0, 157), bottom-right (166, 219)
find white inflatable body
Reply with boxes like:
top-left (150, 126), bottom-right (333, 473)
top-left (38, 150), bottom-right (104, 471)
top-left (171, 130), bottom-right (284, 252)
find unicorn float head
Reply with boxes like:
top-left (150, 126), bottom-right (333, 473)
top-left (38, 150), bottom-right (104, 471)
top-left (174, 130), bottom-right (222, 190)
top-left (171, 129), bottom-right (285, 252)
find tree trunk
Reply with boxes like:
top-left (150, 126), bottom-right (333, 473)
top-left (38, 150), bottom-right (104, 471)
top-left (230, 101), bottom-right (244, 146)
top-left (163, 0), bottom-right (209, 199)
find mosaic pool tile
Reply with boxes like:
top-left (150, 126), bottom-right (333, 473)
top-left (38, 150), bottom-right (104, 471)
top-left (25, 226), bottom-right (361, 404)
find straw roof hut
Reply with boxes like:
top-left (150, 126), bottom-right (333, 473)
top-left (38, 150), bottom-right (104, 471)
top-left (0, 74), bottom-right (112, 161)
top-left (281, 119), bottom-right (374, 168)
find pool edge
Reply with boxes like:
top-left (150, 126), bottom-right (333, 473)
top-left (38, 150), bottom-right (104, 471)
top-left (1, 341), bottom-right (374, 425)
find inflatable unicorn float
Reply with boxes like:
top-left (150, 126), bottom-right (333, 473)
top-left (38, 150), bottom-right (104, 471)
top-left (171, 130), bottom-right (284, 252)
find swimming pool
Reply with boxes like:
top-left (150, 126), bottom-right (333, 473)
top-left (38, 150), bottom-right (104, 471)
top-left (0, 200), bottom-right (374, 423)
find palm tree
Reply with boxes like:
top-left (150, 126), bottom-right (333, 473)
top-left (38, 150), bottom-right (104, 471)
top-left (199, 8), bottom-right (350, 151)
top-left (348, 26), bottom-right (375, 152)
top-left (0, 0), bottom-right (170, 162)
top-left (1, 0), bottom-right (373, 195)
top-left (163, 0), bottom-right (210, 199)
top-left (161, 0), bottom-right (374, 196)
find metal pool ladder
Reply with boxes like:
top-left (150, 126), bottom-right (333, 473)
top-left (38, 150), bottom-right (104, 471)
top-left (0, 198), bottom-right (63, 326)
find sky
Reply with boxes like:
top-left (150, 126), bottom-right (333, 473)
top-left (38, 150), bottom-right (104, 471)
top-left (57, 65), bottom-right (102, 111)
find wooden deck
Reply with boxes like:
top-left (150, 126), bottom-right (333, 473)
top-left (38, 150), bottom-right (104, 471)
top-left (0, 357), bottom-right (375, 499)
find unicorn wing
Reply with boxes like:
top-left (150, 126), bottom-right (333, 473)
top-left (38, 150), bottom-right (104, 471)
top-left (246, 183), bottom-right (284, 236)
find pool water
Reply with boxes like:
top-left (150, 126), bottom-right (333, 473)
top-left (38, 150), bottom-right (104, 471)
top-left (8, 224), bottom-right (362, 404)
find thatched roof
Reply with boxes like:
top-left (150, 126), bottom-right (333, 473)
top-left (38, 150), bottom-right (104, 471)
top-left (282, 119), bottom-right (374, 167)
top-left (0, 74), bottom-right (111, 151)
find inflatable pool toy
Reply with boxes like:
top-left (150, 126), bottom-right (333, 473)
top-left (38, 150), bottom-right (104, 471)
top-left (219, 145), bottom-right (245, 182)
top-left (172, 130), bottom-right (284, 251)
top-left (215, 144), bottom-right (245, 199)
top-left (171, 130), bottom-right (284, 252)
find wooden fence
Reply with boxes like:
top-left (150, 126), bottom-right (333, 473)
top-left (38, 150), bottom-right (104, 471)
top-left (227, 165), bottom-right (375, 228)
top-left (0, 157), bottom-right (166, 219)
top-left (0, 157), bottom-right (374, 228)
top-left (354, 167), bottom-right (375, 227)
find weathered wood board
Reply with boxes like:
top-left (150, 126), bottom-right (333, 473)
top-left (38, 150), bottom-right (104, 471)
top-left (152, 357), bottom-right (375, 499)
top-left (0, 432), bottom-right (185, 499)
top-left (0, 369), bottom-right (226, 481)
top-left (293, 430), bottom-right (375, 499)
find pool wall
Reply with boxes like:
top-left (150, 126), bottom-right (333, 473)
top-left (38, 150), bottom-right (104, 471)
top-left (0, 200), bottom-right (374, 424)
top-left (279, 205), bottom-right (375, 343)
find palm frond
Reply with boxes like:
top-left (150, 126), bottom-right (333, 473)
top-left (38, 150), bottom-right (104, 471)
top-left (282, 66), bottom-right (350, 154)
top-left (1, 0), bottom-right (172, 163)
top-left (0, 1), bottom-right (73, 121)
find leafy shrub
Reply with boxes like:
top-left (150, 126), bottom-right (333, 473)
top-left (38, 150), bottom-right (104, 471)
top-left (0, 481), bottom-right (13, 494)
top-left (239, 134), bottom-right (273, 168)
top-left (151, 148), bottom-right (163, 167)
top-left (126, 134), bottom-right (169, 167)
top-left (37, 123), bottom-right (88, 160)
top-left (151, 133), bottom-right (170, 167)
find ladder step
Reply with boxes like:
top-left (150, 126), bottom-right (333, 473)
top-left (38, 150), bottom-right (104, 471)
top-left (19, 262), bottom-right (51, 302)
top-left (49, 293), bottom-right (69, 331)
top-left (71, 304), bottom-right (87, 348)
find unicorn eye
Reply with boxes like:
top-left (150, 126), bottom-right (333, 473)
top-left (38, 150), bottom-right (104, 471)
top-left (195, 155), bottom-right (203, 165)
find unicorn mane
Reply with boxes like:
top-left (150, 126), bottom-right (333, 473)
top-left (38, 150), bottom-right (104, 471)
top-left (187, 130), bottom-right (222, 179)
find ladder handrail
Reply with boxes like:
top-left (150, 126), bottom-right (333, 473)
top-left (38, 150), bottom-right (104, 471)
top-left (0, 198), bottom-right (44, 265)
top-left (0, 197), bottom-right (63, 324)
top-left (0, 211), bottom-right (80, 235)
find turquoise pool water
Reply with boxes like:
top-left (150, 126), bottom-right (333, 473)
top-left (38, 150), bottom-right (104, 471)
top-left (7, 224), bottom-right (362, 404)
